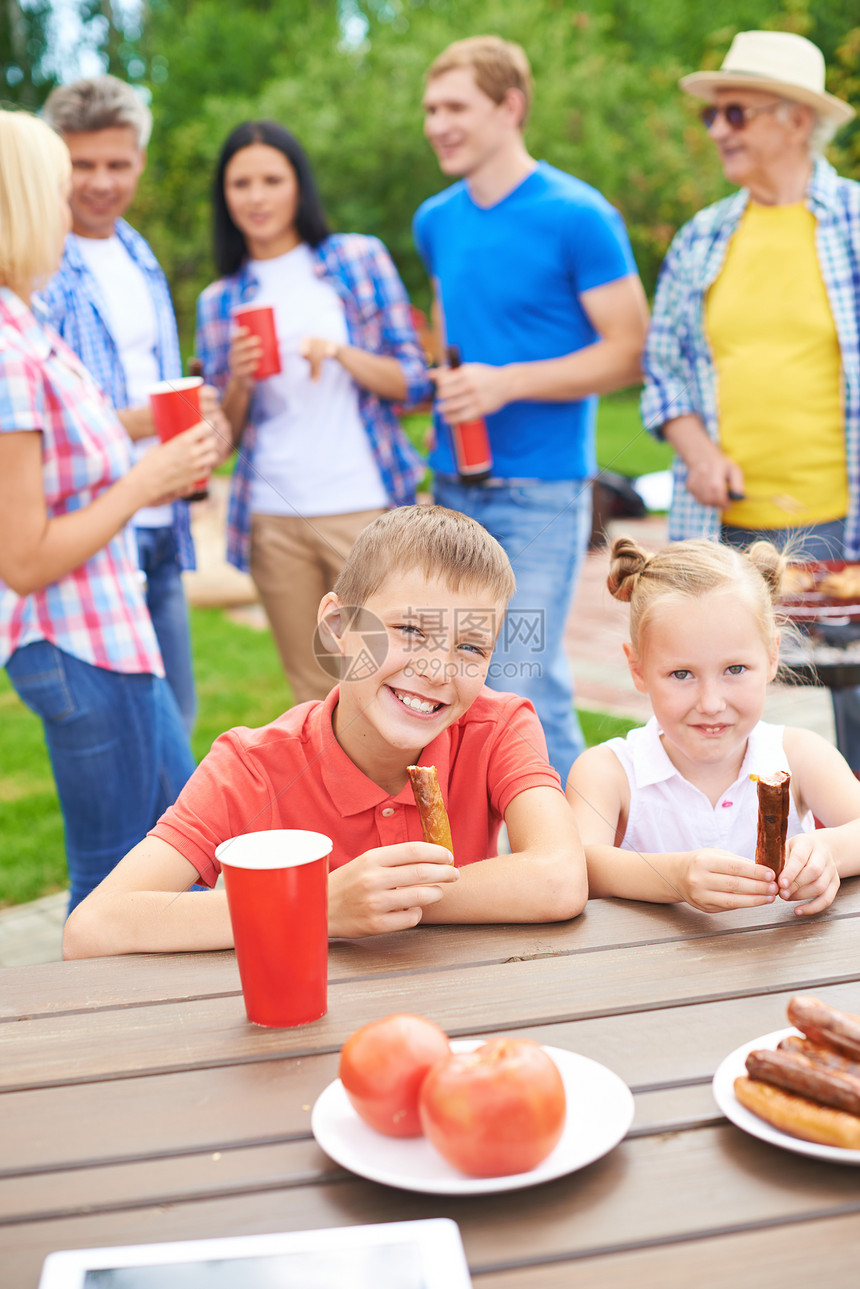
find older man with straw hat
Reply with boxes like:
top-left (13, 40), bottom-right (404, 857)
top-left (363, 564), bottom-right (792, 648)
top-left (642, 31), bottom-right (860, 764)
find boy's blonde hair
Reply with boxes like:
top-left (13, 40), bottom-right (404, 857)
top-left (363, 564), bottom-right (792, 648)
top-left (608, 536), bottom-right (786, 655)
top-left (333, 505), bottom-right (516, 607)
top-left (426, 35), bottom-right (533, 125)
top-left (0, 111), bottom-right (71, 292)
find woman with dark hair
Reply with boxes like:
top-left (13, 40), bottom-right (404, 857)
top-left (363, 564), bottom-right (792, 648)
top-left (196, 120), bottom-right (431, 704)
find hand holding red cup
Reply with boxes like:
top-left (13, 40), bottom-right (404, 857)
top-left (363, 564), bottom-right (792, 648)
top-left (148, 376), bottom-right (210, 501)
top-left (233, 304), bottom-right (281, 379)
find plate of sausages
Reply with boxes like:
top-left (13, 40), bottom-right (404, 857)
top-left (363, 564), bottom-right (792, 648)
top-left (712, 996), bottom-right (860, 1164)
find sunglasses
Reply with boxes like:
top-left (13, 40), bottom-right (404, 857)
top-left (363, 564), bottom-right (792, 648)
top-left (699, 102), bottom-right (780, 130)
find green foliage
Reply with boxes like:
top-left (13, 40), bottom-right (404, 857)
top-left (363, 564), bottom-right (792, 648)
top-left (121, 0), bottom-right (860, 351)
top-left (1, 0), bottom-right (57, 106)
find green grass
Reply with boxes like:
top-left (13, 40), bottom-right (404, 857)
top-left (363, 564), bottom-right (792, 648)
top-left (578, 709), bottom-right (640, 747)
top-left (596, 392), bottom-right (674, 479)
top-left (0, 624), bottom-right (640, 906)
top-left (0, 608), bottom-right (292, 908)
top-left (1, 400), bottom-right (654, 907)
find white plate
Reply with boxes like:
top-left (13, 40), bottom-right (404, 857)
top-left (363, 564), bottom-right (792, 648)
top-left (712, 1026), bottom-right (860, 1166)
top-left (311, 1040), bottom-right (633, 1195)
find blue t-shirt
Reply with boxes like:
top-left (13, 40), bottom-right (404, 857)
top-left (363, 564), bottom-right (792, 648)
top-left (413, 161), bottom-right (637, 480)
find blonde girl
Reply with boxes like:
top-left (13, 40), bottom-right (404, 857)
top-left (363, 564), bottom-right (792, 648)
top-left (566, 536), bottom-right (860, 915)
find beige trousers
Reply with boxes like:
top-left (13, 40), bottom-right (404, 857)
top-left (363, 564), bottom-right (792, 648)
top-left (250, 509), bottom-right (385, 704)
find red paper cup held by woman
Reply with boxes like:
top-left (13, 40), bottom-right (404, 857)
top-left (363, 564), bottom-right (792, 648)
top-left (148, 376), bottom-right (208, 500)
top-left (215, 829), bottom-right (331, 1027)
top-left (233, 304), bottom-right (282, 379)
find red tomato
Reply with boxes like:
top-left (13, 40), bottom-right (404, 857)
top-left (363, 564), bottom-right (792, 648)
top-left (339, 1013), bottom-right (450, 1137)
top-left (418, 1037), bottom-right (566, 1176)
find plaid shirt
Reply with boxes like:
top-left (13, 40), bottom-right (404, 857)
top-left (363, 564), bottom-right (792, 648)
top-left (195, 233), bottom-right (432, 572)
top-left (38, 219), bottom-right (196, 570)
top-left (642, 158), bottom-right (860, 556)
top-left (0, 288), bottom-right (163, 676)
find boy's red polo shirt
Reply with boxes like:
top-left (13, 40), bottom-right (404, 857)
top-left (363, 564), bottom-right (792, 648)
top-left (150, 686), bottom-right (560, 885)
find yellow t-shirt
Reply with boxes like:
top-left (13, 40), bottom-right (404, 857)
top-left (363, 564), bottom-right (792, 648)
top-left (705, 201), bottom-right (846, 529)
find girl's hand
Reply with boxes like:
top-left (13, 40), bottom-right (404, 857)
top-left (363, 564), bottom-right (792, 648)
top-left (780, 833), bottom-right (841, 916)
top-left (300, 336), bottom-right (340, 382)
top-left (678, 848), bottom-right (778, 913)
top-left (327, 841), bottom-right (458, 938)
top-left (228, 326), bottom-right (263, 388)
top-left (132, 421), bottom-right (220, 505)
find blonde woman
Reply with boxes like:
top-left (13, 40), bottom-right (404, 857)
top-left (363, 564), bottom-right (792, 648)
top-left (0, 110), bottom-right (218, 912)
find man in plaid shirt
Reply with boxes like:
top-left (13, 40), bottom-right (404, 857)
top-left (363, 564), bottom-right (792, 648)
top-left (642, 31), bottom-right (860, 763)
top-left (40, 75), bottom-right (200, 737)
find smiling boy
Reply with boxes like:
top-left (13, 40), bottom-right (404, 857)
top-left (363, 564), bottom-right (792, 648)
top-left (63, 506), bottom-right (586, 957)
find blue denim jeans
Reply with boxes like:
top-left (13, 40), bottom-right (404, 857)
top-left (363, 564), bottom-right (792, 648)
top-left (722, 518), bottom-right (860, 770)
top-left (6, 642), bottom-right (196, 912)
top-left (434, 476), bottom-right (591, 781)
top-left (721, 519), bottom-right (846, 562)
top-left (136, 526), bottom-right (197, 738)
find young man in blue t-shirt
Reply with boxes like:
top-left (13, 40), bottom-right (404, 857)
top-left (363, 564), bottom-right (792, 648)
top-left (414, 35), bottom-right (649, 780)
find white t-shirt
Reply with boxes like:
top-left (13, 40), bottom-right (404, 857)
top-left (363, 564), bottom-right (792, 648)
top-left (71, 232), bottom-right (170, 528)
top-left (605, 718), bottom-right (813, 859)
top-left (247, 244), bottom-right (387, 517)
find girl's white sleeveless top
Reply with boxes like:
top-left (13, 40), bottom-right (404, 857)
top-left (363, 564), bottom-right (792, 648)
top-left (604, 718), bottom-right (812, 858)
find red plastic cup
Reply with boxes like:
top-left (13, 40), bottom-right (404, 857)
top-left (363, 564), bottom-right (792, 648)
top-left (216, 829), bottom-right (331, 1027)
top-left (148, 376), bottom-right (208, 501)
top-left (233, 304), bottom-right (282, 379)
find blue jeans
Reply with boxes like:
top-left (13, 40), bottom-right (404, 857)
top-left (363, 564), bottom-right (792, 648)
top-left (721, 519), bottom-right (846, 562)
top-left (434, 477), bottom-right (591, 781)
top-left (6, 642), bottom-right (196, 913)
top-left (722, 518), bottom-right (860, 770)
top-left (136, 526), bottom-right (196, 738)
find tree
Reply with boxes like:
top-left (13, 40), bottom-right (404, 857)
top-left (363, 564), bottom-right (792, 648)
top-left (1, 0), bottom-right (56, 106)
top-left (122, 0), bottom-right (859, 350)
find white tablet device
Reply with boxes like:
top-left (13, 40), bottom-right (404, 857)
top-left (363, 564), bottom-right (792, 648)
top-left (38, 1218), bottom-right (472, 1289)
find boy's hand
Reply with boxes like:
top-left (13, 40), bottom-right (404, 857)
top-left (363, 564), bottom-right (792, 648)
top-left (780, 834), bottom-right (840, 916)
top-left (328, 842), bottom-right (459, 939)
top-left (677, 849), bottom-right (777, 913)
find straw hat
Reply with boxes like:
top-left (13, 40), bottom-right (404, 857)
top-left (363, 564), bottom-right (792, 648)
top-left (680, 31), bottom-right (855, 127)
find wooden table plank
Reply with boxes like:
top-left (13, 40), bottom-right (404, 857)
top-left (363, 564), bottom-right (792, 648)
top-left (3, 980), bottom-right (857, 1179)
top-left (5, 1126), bottom-right (860, 1289)
top-left (474, 1214), bottom-right (860, 1289)
top-left (0, 1082), bottom-right (722, 1225)
top-left (3, 915), bottom-right (858, 1091)
top-left (5, 883), bottom-right (858, 1021)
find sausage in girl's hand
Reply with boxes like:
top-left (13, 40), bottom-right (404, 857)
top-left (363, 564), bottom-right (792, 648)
top-left (750, 770), bottom-right (790, 877)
